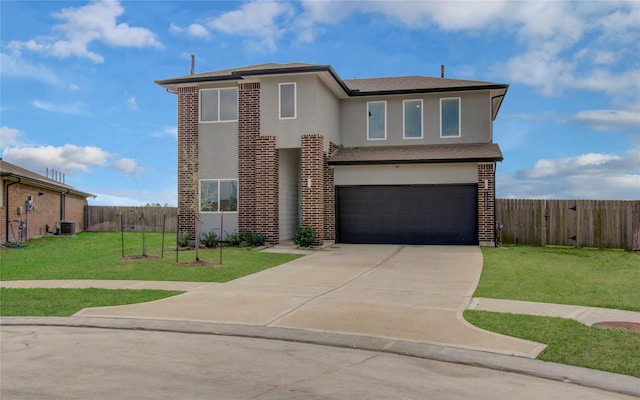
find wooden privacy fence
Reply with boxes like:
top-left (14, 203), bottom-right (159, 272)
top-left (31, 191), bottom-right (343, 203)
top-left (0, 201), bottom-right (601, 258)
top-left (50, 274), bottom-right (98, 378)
top-left (496, 199), bottom-right (640, 250)
top-left (85, 206), bottom-right (178, 232)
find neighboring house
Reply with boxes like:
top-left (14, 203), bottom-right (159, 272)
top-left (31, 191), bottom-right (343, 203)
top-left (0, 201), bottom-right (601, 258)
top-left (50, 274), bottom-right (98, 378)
top-left (156, 63), bottom-right (507, 247)
top-left (1, 159), bottom-right (95, 243)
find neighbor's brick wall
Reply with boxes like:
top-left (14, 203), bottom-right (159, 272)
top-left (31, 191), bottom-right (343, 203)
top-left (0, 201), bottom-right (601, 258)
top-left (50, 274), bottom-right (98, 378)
top-left (238, 82), bottom-right (260, 233)
top-left (478, 162), bottom-right (496, 246)
top-left (177, 86), bottom-right (199, 239)
top-left (255, 135), bottom-right (279, 243)
top-left (1, 181), bottom-right (87, 242)
top-left (301, 134), bottom-right (325, 245)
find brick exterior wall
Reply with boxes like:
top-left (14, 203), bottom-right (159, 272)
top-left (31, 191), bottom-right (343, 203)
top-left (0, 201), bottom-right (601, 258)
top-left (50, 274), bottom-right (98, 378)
top-left (477, 162), bottom-right (496, 246)
top-left (255, 135), bottom-right (279, 243)
top-left (1, 181), bottom-right (87, 242)
top-left (301, 134), bottom-right (325, 245)
top-left (238, 82), bottom-right (260, 233)
top-left (177, 86), bottom-right (199, 239)
top-left (323, 142), bottom-right (339, 241)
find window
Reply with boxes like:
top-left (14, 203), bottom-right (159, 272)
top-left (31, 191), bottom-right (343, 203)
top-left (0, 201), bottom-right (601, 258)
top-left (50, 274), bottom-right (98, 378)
top-left (403, 99), bottom-right (423, 139)
top-left (279, 82), bottom-right (296, 119)
top-left (440, 97), bottom-right (461, 137)
top-left (200, 88), bottom-right (238, 122)
top-left (200, 179), bottom-right (238, 212)
top-left (367, 101), bottom-right (386, 140)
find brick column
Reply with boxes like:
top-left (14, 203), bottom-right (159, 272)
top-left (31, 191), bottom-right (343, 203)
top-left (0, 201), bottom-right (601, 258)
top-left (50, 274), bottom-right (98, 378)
top-left (478, 162), bottom-right (496, 247)
top-left (255, 135), bottom-right (279, 243)
top-left (177, 86), bottom-right (199, 239)
top-left (323, 142), bottom-right (339, 241)
top-left (238, 82), bottom-right (260, 233)
top-left (301, 134), bottom-right (325, 245)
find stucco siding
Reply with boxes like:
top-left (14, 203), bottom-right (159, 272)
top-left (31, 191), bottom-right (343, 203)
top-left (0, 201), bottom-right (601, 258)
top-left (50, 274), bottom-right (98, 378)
top-left (334, 163), bottom-right (478, 186)
top-left (340, 91), bottom-right (492, 147)
top-left (260, 75), bottom-right (340, 149)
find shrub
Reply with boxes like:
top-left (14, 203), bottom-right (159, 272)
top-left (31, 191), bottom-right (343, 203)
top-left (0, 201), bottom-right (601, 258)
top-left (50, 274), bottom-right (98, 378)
top-left (239, 231), bottom-right (266, 247)
top-left (177, 232), bottom-right (191, 248)
top-left (294, 222), bottom-right (315, 248)
top-left (224, 231), bottom-right (241, 246)
top-left (201, 230), bottom-right (219, 248)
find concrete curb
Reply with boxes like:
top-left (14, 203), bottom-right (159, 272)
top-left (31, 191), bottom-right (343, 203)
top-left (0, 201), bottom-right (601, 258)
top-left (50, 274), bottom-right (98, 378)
top-left (2, 316), bottom-right (638, 397)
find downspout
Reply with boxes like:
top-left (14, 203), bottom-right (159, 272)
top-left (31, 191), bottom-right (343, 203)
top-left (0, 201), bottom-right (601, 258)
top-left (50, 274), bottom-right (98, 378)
top-left (5, 178), bottom-right (21, 242)
top-left (60, 190), bottom-right (70, 221)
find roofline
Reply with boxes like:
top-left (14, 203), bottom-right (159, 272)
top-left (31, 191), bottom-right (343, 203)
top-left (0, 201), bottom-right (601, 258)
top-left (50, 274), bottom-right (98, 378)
top-left (1, 173), bottom-right (96, 198)
top-left (328, 156), bottom-right (504, 166)
top-left (155, 65), bottom-right (508, 98)
top-left (155, 64), bottom-right (353, 95)
top-left (349, 84), bottom-right (509, 97)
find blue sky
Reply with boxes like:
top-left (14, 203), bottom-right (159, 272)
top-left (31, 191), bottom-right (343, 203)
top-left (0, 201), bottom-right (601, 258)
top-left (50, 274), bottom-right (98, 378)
top-left (1, 0), bottom-right (638, 205)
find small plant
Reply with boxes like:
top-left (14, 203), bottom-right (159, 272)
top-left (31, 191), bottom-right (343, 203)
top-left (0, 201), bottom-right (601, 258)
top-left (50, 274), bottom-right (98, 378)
top-left (225, 231), bottom-right (241, 246)
top-left (240, 230), bottom-right (266, 247)
top-left (294, 222), bottom-right (315, 248)
top-left (177, 232), bottom-right (191, 248)
top-left (201, 230), bottom-right (219, 248)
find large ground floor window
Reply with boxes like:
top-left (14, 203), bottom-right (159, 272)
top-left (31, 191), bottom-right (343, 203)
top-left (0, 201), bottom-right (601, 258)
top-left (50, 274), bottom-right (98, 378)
top-left (200, 179), bottom-right (238, 212)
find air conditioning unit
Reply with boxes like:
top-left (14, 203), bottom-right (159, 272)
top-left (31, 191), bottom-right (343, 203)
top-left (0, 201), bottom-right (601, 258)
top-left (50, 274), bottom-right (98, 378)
top-left (58, 221), bottom-right (76, 235)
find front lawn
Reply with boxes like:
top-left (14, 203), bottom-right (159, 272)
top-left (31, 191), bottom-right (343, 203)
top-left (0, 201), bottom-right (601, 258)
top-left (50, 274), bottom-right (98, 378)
top-left (475, 246), bottom-right (640, 311)
top-left (0, 232), bottom-right (303, 282)
top-left (466, 245), bottom-right (640, 377)
top-left (1, 288), bottom-right (183, 316)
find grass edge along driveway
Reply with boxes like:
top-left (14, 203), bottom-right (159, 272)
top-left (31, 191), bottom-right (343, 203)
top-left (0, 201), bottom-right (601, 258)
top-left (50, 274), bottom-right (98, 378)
top-left (1, 232), bottom-right (302, 316)
top-left (465, 245), bottom-right (640, 378)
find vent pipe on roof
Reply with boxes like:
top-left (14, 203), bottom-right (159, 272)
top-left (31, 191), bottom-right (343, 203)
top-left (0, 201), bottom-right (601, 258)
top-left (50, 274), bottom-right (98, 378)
top-left (190, 54), bottom-right (195, 75)
top-left (441, 64), bottom-right (445, 78)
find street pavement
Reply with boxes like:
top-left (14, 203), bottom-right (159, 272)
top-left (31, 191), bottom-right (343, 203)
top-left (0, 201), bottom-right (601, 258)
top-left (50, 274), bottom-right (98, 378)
top-left (2, 325), bottom-right (637, 400)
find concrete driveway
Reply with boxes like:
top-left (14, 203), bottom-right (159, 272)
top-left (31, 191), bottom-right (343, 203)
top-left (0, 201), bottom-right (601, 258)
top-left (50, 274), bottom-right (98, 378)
top-left (76, 244), bottom-right (545, 357)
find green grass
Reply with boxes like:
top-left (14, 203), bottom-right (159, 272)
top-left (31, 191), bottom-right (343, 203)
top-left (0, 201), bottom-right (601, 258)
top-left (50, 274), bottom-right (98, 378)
top-left (464, 310), bottom-right (640, 378)
top-left (0, 232), bottom-right (303, 282)
top-left (0, 288), bottom-right (183, 316)
top-left (466, 245), bottom-right (640, 377)
top-left (476, 245), bottom-right (640, 311)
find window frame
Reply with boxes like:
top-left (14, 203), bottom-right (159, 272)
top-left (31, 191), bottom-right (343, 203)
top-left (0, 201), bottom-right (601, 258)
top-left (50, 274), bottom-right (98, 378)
top-left (279, 82), bottom-right (297, 120)
top-left (367, 101), bottom-right (387, 141)
top-left (199, 179), bottom-right (238, 213)
top-left (403, 99), bottom-right (423, 139)
top-left (440, 97), bottom-right (461, 138)
top-left (199, 88), bottom-right (238, 123)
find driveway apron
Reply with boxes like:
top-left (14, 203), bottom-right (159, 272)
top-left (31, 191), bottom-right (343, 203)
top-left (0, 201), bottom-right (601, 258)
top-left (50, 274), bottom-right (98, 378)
top-left (75, 245), bottom-right (545, 357)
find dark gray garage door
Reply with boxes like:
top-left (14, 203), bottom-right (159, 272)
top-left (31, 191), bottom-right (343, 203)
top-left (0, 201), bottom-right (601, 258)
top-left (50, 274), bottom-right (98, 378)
top-left (337, 185), bottom-right (478, 245)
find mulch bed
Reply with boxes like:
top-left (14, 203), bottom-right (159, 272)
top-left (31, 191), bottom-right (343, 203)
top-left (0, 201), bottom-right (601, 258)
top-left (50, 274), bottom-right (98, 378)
top-left (593, 321), bottom-right (640, 334)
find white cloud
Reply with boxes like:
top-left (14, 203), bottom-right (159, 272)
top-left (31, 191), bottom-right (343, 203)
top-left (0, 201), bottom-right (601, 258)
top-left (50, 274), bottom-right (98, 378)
top-left (8, 0), bottom-right (162, 63)
top-left (207, 1), bottom-right (293, 51)
top-left (573, 109), bottom-right (640, 132)
top-left (3, 144), bottom-right (112, 174)
top-left (170, 22), bottom-right (211, 39)
top-left (126, 96), bottom-right (138, 111)
top-left (69, 83), bottom-right (80, 91)
top-left (109, 158), bottom-right (145, 176)
top-left (31, 100), bottom-right (85, 115)
top-left (0, 52), bottom-right (58, 84)
top-left (0, 126), bottom-right (25, 148)
top-left (499, 148), bottom-right (640, 200)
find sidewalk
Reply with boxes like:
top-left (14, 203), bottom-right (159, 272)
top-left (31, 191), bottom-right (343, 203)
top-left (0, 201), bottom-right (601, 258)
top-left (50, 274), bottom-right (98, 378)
top-left (3, 280), bottom-right (639, 329)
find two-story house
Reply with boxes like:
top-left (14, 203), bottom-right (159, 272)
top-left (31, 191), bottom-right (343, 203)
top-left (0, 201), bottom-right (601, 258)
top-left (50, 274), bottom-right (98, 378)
top-left (156, 63), bottom-right (506, 247)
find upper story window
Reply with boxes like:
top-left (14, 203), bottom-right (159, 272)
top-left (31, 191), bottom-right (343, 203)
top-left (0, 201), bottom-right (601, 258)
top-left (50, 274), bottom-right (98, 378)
top-left (403, 99), bottom-right (423, 139)
top-left (440, 97), bottom-right (461, 137)
top-left (367, 101), bottom-right (386, 140)
top-left (279, 82), bottom-right (296, 119)
top-left (200, 179), bottom-right (238, 212)
top-left (200, 88), bottom-right (238, 123)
